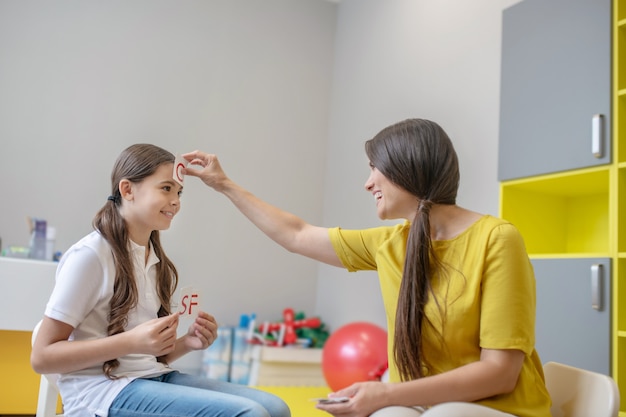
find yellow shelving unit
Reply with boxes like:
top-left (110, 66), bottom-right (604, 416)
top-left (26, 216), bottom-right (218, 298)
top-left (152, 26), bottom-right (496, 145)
top-left (615, 0), bottom-right (626, 413)
top-left (501, 1), bottom-right (623, 413)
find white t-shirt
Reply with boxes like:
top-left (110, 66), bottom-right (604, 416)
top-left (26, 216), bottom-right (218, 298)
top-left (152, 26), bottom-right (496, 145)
top-left (45, 231), bottom-right (172, 417)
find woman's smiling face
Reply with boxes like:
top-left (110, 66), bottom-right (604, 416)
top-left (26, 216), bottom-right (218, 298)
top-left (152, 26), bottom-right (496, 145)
top-left (365, 162), bottom-right (417, 221)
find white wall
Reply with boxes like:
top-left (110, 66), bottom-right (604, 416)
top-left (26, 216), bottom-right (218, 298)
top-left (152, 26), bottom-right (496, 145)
top-left (0, 0), bottom-right (336, 370)
top-left (0, 0), bottom-right (522, 371)
top-left (315, 0), bottom-right (522, 331)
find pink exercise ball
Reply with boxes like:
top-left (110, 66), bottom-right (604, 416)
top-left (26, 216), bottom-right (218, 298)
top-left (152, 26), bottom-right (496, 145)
top-left (321, 322), bottom-right (388, 391)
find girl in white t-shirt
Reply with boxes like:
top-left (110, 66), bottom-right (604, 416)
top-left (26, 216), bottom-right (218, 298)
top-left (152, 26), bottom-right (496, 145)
top-left (31, 143), bottom-right (290, 417)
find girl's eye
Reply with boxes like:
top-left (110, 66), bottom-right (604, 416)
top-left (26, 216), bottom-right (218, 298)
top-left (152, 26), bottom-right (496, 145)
top-left (178, 190), bottom-right (183, 197)
top-left (163, 185), bottom-right (171, 192)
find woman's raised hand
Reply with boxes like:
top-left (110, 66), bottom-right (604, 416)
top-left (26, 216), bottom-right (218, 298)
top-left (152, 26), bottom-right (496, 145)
top-left (182, 151), bottom-right (230, 191)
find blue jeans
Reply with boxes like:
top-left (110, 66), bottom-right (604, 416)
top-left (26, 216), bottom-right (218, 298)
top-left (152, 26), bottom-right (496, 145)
top-left (108, 371), bottom-right (291, 417)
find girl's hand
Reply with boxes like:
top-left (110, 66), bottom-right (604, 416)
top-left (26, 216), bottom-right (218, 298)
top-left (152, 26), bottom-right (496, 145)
top-left (182, 311), bottom-right (218, 351)
top-left (316, 381), bottom-right (390, 417)
top-left (129, 314), bottom-right (179, 357)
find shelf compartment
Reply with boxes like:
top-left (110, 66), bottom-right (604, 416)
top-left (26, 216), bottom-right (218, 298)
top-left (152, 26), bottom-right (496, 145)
top-left (618, 2), bottom-right (626, 22)
top-left (618, 259), bottom-right (626, 334)
top-left (618, 95), bottom-right (626, 163)
top-left (618, 21), bottom-right (626, 92)
top-left (500, 168), bottom-right (609, 255)
top-left (617, 336), bottom-right (626, 412)
top-left (619, 168), bottom-right (626, 252)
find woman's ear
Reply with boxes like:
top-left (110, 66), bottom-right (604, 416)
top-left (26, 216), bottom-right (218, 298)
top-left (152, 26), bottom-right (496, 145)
top-left (119, 179), bottom-right (133, 201)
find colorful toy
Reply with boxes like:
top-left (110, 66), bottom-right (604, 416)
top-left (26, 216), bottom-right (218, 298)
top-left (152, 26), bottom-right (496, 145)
top-left (251, 308), bottom-right (328, 347)
top-left (321, 321), bottom-right (388, 391)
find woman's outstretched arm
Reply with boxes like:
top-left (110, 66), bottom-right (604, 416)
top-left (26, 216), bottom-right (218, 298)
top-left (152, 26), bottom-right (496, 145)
top-left (183, 150), bottom-right (343, 267)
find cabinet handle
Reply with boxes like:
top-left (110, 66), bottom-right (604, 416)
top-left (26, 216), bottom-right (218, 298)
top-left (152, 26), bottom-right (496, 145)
top-left (592, 114), bottom-right (604, 158)
top-left (591, 263), bottom-right (603, 311)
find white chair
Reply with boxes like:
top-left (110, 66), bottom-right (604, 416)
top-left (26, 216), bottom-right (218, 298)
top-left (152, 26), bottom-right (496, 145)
top-left (544, 361), bottom-right (620, 417)
top-left (31, 320), bottom-right (63, 417)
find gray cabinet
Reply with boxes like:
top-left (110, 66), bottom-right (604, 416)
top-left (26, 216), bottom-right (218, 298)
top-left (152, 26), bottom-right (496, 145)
top-left (532, 258), bottom-right (611, 375)
top-left (498, 0), bottom-right (611, 181)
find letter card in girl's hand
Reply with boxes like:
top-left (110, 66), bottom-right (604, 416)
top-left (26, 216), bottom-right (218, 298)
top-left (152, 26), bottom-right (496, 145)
top-left (175, 286), bottom-right (201, 316)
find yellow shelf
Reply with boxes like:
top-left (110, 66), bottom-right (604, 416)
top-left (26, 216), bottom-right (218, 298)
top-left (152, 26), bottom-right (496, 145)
top-left (500, 167), bottom-right (610, 255)
top-left (528, 253), bottom-right (611, 259)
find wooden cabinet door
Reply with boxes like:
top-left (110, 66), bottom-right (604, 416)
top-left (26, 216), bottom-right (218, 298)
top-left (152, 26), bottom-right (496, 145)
top-left (498, 0), bottom-right (611, 181)
top-left (532, 258), bottom-right (611, 375)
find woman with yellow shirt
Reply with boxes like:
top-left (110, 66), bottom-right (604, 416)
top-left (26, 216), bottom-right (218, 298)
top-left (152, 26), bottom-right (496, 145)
top-left (183, 118), bottom-right (551, 417)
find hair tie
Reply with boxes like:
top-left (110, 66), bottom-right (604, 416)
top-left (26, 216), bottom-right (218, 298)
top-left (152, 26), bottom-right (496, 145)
top-left (107, 195), bottom-right (117, 202)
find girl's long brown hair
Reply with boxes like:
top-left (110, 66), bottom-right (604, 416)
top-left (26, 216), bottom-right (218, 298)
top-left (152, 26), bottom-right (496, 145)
top-left (92, 144), bottom-right (179, 379)
top-left (365, 119), bottom-right (460, 381)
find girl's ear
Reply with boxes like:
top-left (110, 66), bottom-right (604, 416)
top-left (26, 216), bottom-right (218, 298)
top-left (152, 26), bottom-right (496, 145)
top-left (119, 179), bottom-right (133, 201)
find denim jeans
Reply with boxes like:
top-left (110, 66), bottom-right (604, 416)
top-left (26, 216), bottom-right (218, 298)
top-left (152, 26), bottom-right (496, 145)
top-left (108, 371), bottom-right (291, 417)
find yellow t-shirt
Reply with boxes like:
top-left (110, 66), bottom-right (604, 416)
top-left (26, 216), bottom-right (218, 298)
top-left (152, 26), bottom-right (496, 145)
top-left (328, 215), bottom-right (551, 417)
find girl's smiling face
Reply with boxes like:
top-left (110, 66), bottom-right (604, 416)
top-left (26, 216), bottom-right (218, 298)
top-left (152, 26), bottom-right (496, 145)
top-left (119, 162), bottom-right (182, 245)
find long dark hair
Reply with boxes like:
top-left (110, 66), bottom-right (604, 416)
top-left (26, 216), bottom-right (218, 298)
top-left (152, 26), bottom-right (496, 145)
top-left (365, 119), bottom-right (460, 381)
top-left (92, 143), bottom-right (179, 379)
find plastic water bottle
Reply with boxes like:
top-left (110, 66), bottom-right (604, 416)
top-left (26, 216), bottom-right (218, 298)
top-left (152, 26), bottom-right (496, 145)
top-left (29, 219), bottom-right (47, 260)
